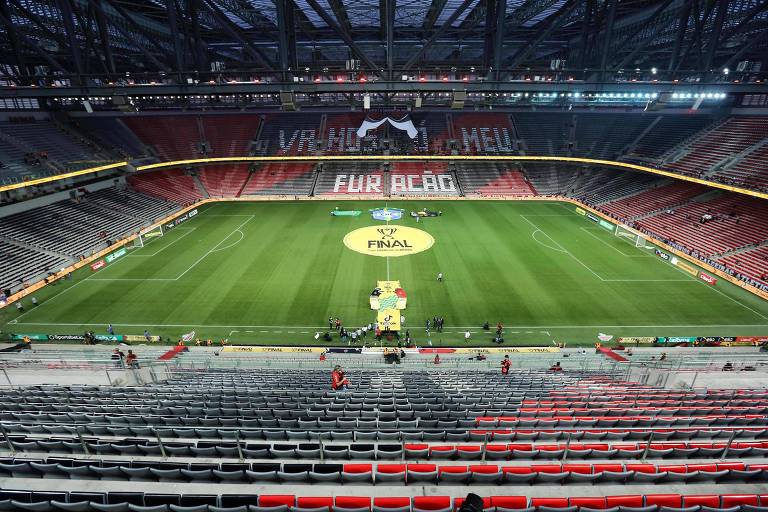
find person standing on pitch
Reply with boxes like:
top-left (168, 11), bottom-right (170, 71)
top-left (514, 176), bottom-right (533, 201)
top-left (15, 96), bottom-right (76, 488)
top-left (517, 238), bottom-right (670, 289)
top-left (465, 330), bottom-right (471, 341)
top-left (437, 272), bottom-right (443, 282)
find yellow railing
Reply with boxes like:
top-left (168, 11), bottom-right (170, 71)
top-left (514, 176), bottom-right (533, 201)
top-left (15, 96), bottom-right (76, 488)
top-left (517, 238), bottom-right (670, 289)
top-left (134, 155), bottom-right (768, 200)
top-left (1, 156), bottom-right (766, 200)
top-left (0, 162), bottom-right (128, 193)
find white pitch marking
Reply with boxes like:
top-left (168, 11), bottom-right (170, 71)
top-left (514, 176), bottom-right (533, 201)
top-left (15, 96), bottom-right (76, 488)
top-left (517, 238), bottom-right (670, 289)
top-left (174, 215), bottom-right (255, 280)
top-left (131, 227), bottom-right (197, 257)
top-left (14, 322), bottom-right (768, 329)
top-left (531, 229), bottom-right (567, 253)
top-left (12, 242), bottom-right (136, 321)
top-left (521, 215), bottom-right (605, 281)
top-left (665, 257), bottom-right (768, 321)
top-left (211, 229), bottom-right (245, 253)
top-left (580, 227), bottom-right (642, 257)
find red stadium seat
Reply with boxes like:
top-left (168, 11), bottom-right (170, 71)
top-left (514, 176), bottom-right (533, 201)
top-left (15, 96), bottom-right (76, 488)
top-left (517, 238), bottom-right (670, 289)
top-left (490, 497), bottom-right (528, 510)
top-left (644, 495), bottom-right (682, 508)
top-left (626, 464), bottom-right (657, 474)
top-left (531, 498), bottom-right (569, 510)
top-left (335, 497), bottom-right (371, 511)
top-left (569, 498), bottom-right (607, 510)
top-left (259, 496), bottom-right (296, 508)
top-left (373, 498), bottom-right (411, 512)
top-left (407, 464), bottom-right (437, 472)
top-left (413, 497), bottom-right (451, 512)
top-left (377, 464), bottom-right (406, 473)
top-left (563, 464), bottom-right (593, 474)
top-left (593, 464), bottom-right (623, 473)
top-left (717, 462), bottom-right (746, 471)
top-left (502, 467), bottom-right (534, 474)
top-left (297, 498), bottom-right (333, 511)
top-left (532, 464), bottom-right (563, 473)
top-left (439, 465), bottom-right (469, 473)
top-left (470, 464), bottom-right (499, 474)
top-left (659, 465), bottom-right (688, 474)
top-left (682, 496), bottom-right (720, 508)
top-left (343, 464), bottom-right (372, 473)
top-left (721, 495), bottom-right (759, 507)
top-left (606, 496), bottom-right (644, 509)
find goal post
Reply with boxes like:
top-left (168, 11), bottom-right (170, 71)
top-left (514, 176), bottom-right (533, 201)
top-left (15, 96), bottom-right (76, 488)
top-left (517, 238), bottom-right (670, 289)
top-left (133, 224), bottom-right (163, 248)
top-left (615, 223), bottom-right (645, 248)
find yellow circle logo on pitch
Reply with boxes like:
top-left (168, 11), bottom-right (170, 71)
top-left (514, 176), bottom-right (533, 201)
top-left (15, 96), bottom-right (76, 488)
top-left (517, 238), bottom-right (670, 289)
top-left (344, 225), bottom-right (434, 257)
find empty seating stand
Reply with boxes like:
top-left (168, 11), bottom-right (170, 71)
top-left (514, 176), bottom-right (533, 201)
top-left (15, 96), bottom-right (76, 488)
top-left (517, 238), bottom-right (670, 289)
top-left (456, 163), bottom-right (536, 196)
top-left (257, 114), bottom-right (321, 155)
top-left (1, 368), bottom-right (768, 510)
top-left (638, 194), bottom-right (768, 258)
top-left (599, 182), bottom-right (708, 221)
top-left (128, 171), bottom-right (204, 205)
top-left (198, 166), bottom-right (251, 198)
top-left (664, 117), bottom-right (768, 179)
top-left (239, 163), bottom-right (316, 196)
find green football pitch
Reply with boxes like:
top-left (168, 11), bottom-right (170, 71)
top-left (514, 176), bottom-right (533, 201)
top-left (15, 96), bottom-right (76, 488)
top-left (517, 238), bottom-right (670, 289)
top-left (2, 200), bottom-right (767, 346)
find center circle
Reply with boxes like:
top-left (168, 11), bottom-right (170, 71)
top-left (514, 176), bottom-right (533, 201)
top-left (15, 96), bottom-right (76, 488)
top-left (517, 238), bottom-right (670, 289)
top-left (343, 225), bottom-right (435, 257)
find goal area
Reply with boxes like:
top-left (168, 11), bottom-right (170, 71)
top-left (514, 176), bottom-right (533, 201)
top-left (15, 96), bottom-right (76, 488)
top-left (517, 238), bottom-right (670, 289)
top-left (133, 225), bottom-right (163, 248)
top-left (615, 224), bottom-right (646, 248)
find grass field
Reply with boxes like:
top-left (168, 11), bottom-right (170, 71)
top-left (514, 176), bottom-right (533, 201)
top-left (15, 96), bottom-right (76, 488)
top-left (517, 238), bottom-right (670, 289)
top-left (2, 200), bottom-right (766, 346)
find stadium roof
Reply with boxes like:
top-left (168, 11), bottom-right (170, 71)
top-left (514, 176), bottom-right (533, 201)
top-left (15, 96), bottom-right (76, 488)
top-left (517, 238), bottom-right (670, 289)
top-left (0, 0), bottom-right (766, 85)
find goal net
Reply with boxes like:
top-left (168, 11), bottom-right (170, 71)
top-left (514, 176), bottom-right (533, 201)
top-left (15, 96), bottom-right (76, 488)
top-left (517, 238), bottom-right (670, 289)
top-left (615, 224), bottom-right (645, 248)
top-left (133, 225), bottom-right (163, 248)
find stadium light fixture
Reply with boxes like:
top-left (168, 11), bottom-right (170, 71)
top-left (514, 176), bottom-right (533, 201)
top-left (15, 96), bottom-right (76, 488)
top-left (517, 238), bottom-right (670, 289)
top-left (723, 68), bottom-right (730, 75)
top-left (651, 67), bottom-right (657, 75)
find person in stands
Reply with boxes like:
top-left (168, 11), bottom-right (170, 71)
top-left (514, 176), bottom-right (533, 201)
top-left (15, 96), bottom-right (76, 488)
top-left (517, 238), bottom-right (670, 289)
top-left (501, 355), bottom-right (511, 375)
top-left (331, 365), bottom-right (349, 391)
top-left (549, 361), bottom-right (563, 371)
top-left (126, 350), bottom-right (139, 369)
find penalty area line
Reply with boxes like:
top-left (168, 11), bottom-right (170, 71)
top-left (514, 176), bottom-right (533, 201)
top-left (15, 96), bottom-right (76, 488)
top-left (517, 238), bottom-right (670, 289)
top-left (130, 227), bottom-right (197, 258)
top-left (174, 215), bottom-right (255, 280)
top-left (521, 215), bottom-right (605, 281)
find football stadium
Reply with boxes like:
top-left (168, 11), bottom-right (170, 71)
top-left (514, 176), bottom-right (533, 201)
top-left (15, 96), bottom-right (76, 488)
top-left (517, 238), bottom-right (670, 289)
top-left (2, 0), bottom-right (768, 510)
